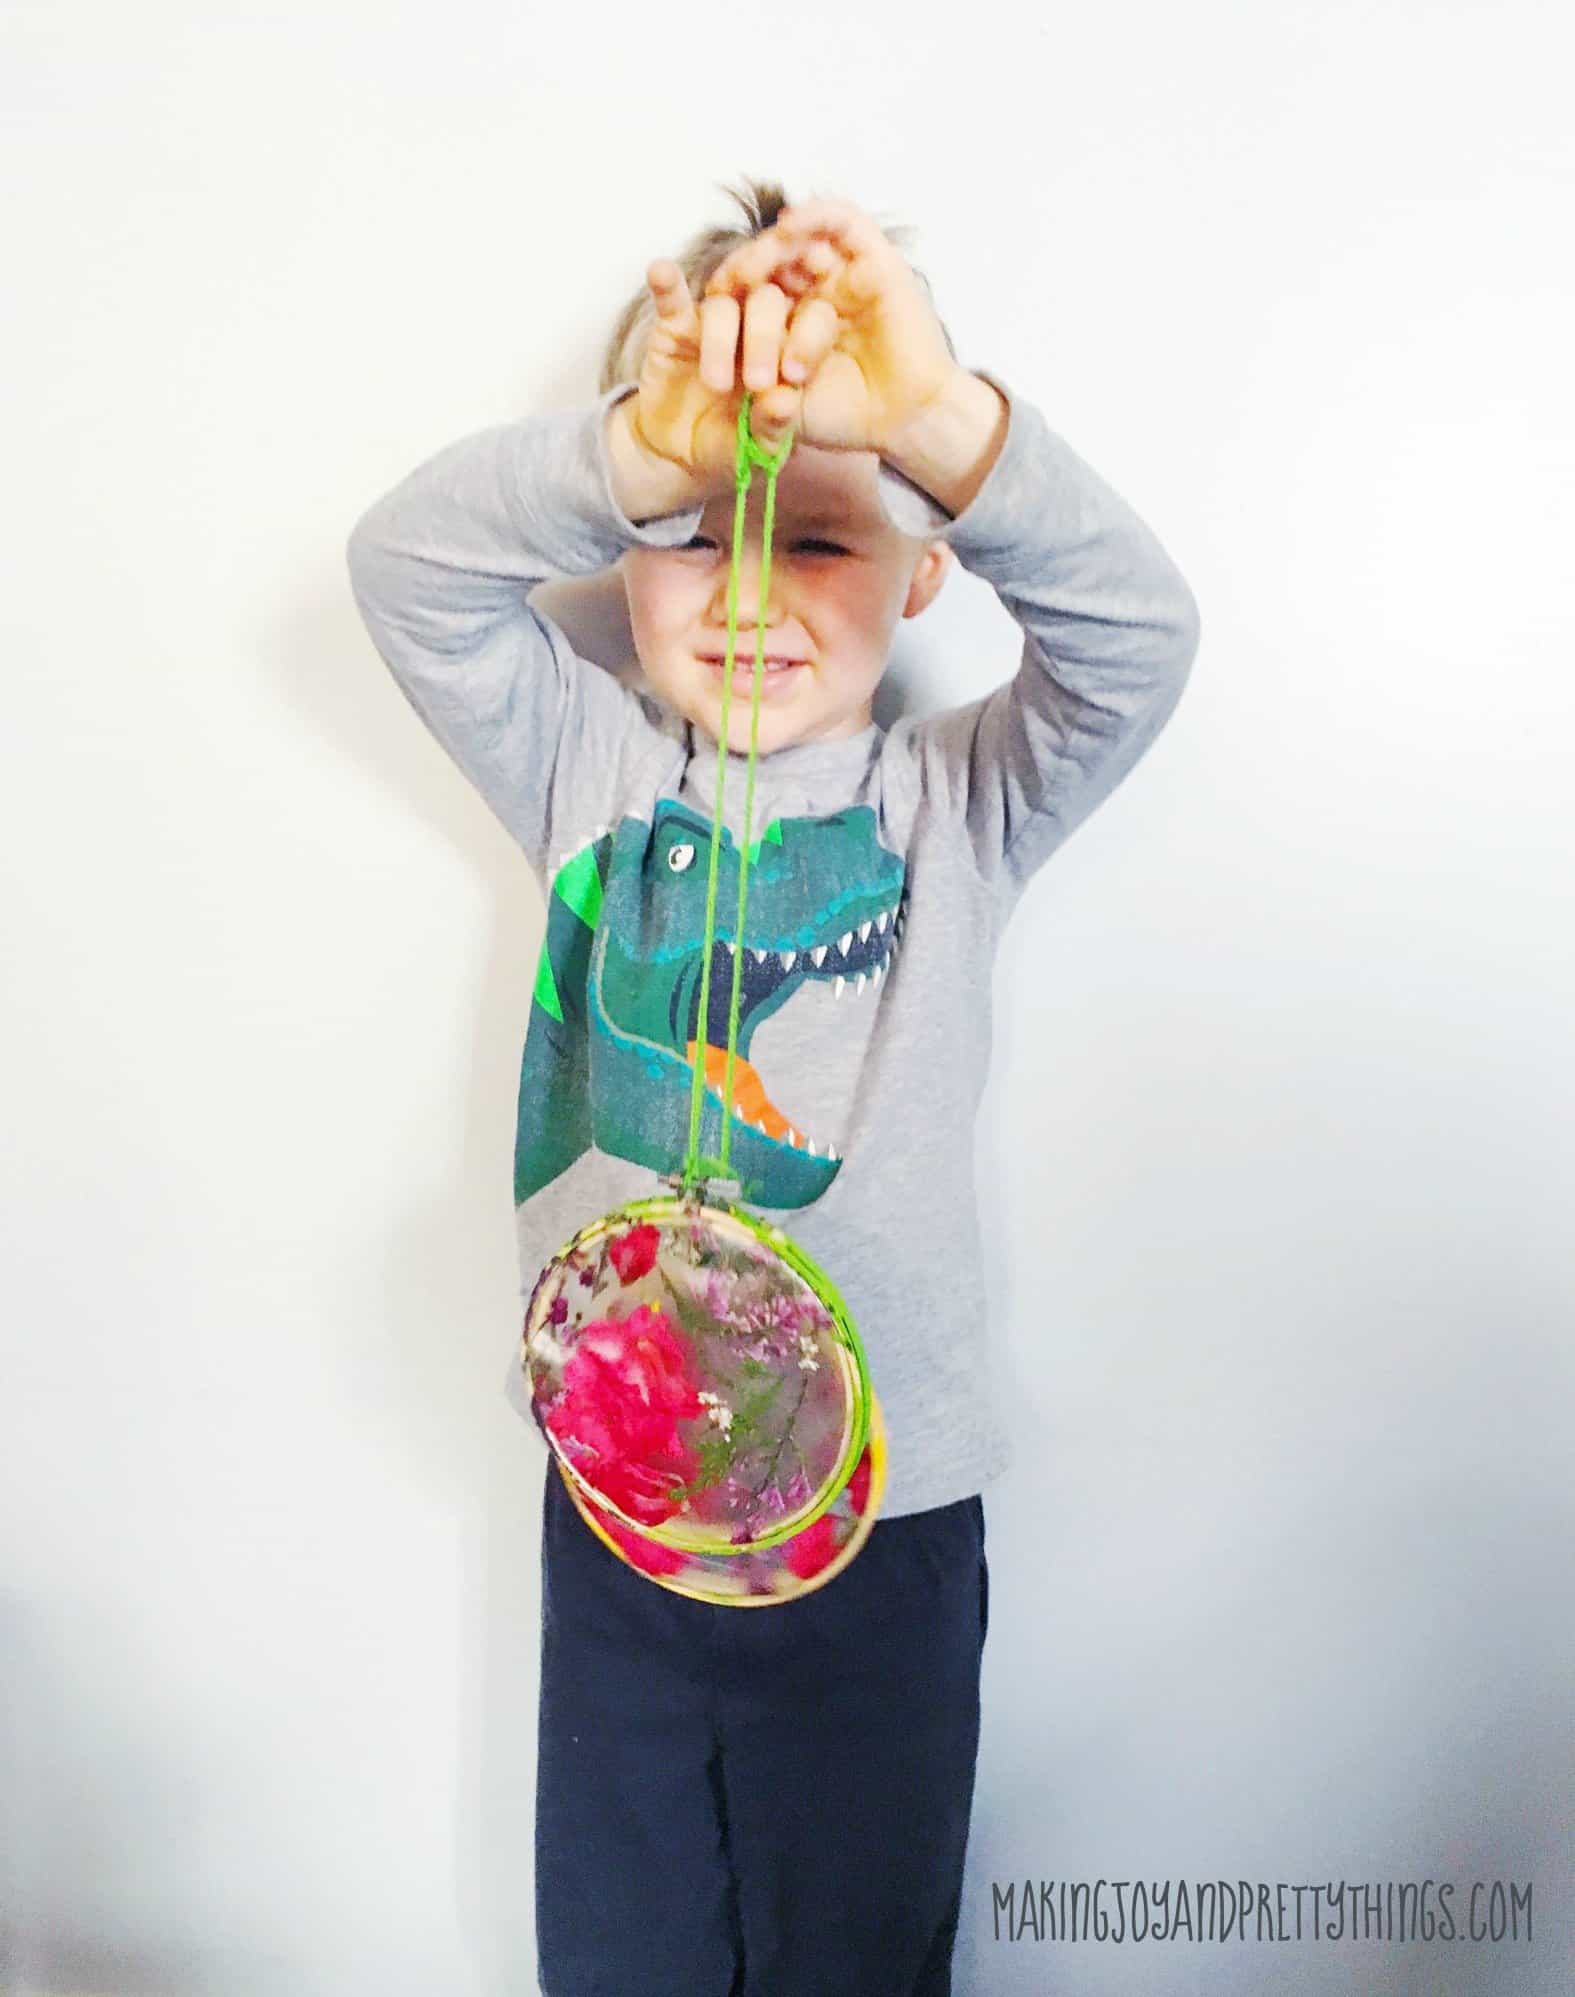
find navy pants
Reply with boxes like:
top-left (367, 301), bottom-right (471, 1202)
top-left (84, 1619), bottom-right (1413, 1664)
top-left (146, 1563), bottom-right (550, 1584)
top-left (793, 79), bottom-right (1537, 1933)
top-left (535, 1460), bottom-right (989, 1996)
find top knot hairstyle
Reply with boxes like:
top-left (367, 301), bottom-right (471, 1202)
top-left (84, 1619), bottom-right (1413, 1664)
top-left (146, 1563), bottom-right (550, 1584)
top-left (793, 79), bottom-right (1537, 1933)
top-left (597, 175), bottom-right (957, 395)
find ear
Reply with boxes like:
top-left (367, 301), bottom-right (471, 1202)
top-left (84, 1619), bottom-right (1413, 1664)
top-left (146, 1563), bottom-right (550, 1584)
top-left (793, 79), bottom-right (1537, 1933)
top-left (900, 540), bottom-right (955, 619)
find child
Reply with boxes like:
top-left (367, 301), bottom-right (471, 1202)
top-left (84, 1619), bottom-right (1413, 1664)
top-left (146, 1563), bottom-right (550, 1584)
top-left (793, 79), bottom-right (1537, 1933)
top-left (346, 177), bottom-right (1200, 1995)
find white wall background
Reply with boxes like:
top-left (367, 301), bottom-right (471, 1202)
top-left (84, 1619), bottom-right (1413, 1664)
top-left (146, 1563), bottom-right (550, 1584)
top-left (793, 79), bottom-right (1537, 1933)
top-left (3, 3), bottom-right (1570, 1992)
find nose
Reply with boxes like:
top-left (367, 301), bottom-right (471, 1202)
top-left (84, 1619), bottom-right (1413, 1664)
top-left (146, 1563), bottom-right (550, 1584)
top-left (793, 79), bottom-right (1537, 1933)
top-left (706, 539), bottom-right (787, 625)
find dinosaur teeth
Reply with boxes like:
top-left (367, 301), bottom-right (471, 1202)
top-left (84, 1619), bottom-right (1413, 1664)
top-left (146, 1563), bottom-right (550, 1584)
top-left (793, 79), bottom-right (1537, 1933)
top-left (837, 931), bottom-right (853, 955)
top-left (779, 949), bottom-right (796, 971)
top-left (811, 944), bottom-right (828, 968)
top-left (876, 910), bottom-right (889, 933)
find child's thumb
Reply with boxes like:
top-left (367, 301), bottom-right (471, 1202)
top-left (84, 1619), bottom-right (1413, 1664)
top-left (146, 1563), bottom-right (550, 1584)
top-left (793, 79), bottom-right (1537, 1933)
top-left (748, 384), bottom-right (800, 439)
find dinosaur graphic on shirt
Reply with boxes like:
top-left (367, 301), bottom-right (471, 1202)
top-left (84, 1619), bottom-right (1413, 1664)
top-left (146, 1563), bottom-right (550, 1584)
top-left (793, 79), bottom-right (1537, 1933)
top-left (516, 798), bottom-right (906, 1210)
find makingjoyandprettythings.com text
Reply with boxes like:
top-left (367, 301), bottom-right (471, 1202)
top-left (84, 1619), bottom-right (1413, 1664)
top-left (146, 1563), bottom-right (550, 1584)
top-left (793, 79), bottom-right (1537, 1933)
top-left (990, 1875), bottom-right (1534, 1949)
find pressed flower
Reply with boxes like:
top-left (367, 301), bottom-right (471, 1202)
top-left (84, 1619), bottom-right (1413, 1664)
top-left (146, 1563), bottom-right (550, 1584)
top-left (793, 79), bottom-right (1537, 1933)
top-left (607, 1222), bottom-right (660, 1284)
top-left (783, 1514), bottom-right (840, 1581)
top-left (543, 1304), bottom-right (706, 1524)
top-left (598, 1510), bottom-right (688, 1577)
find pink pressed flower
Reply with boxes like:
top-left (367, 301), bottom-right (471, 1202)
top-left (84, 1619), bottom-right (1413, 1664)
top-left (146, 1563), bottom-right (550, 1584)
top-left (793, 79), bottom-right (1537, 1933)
top-left (608, 1222), bottom-right (660, 1284)
top-left (543, 1304), bottom-right (705, 1526)
top-left (597, 1510), bottom-right (689, 1578)
top-left (848, 1451), bottom-right (872, 1517)
top-left (783, 1514), bottom-right (840, 1581)
top-left (573, 1306), bottom-right (700, 1424)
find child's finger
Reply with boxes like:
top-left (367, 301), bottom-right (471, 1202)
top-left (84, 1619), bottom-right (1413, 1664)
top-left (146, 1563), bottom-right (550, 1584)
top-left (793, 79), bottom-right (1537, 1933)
top-left (698, 291), bottom-right (742, 393)
top-left (776, 198), bottom-right (882, 247)
top-left (781, 296), bottom-right (839, 384)
top-left (741, 282), bottom-right (790, 392)
top-left (774, 202), bottom-right (891, 301)
top-left (747, 383), bottom-right (800, 443)
top-left (646, 259), bottom-right (698, 336)
top-left (706, 228), bottom-right (826, 303)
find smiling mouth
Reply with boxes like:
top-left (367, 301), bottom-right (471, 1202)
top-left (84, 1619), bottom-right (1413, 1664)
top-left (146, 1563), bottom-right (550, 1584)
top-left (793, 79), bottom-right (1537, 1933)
top-left (699, 654), bottom-right (807, 674)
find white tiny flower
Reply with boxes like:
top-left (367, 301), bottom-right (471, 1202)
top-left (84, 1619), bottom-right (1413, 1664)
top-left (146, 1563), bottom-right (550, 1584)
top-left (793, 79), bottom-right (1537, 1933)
top-left (528, 1326), bottom-right (573, 1370)
top-left (798, 1355), bottom-right (820, 1373)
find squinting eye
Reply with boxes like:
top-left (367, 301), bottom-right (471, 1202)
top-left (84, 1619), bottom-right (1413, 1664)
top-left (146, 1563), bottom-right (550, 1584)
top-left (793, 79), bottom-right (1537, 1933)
top-left (682, 536), bottom-right (848, 555)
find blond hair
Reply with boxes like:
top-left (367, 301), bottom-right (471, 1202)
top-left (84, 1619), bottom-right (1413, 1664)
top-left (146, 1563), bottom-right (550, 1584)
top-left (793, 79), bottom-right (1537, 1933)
top-left (597, 175), bottom-right (957, 393)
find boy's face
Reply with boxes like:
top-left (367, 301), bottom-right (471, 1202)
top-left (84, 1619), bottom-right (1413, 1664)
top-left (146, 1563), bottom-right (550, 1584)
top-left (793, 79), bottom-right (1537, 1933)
top-left (619, 441), bottom-right (952, 755)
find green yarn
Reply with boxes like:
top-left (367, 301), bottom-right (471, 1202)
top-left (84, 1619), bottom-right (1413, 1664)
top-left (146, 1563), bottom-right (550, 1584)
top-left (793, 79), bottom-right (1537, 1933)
top-left (680, 393), bottom-right (795, 1197)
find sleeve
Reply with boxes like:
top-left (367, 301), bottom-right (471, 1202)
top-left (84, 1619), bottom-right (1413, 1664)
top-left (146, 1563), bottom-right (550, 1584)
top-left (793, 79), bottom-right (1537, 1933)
top-left (886, 369), bottom-right (1201, 915)
top-left (344, 383), bottom-right (704, 888)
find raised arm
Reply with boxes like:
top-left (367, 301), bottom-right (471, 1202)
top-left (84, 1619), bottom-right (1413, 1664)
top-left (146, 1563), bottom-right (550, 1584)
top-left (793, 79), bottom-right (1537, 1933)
top-left (886, 367), bottom-right (1201, 913)
top-left (344, 385), bottom-right (711, 883)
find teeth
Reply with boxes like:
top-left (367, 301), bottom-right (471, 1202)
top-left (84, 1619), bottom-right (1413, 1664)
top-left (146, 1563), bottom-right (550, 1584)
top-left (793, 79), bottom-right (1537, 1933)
top-left (726, 1102), bottom-right (840, 1163)
top-left (713, 904), bottom-right (900, 1160)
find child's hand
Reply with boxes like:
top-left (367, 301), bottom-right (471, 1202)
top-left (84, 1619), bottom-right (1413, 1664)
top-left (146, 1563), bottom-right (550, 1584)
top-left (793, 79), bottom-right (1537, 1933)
top-left (623, 259), bottom-right (802, 488)
top-left (700, 198), bottom-right (962, 459)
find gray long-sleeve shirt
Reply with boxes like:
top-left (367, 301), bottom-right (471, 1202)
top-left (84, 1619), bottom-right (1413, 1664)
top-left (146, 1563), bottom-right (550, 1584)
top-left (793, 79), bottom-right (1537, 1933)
top-left (346, 371), bottom-right (1200, 1517)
